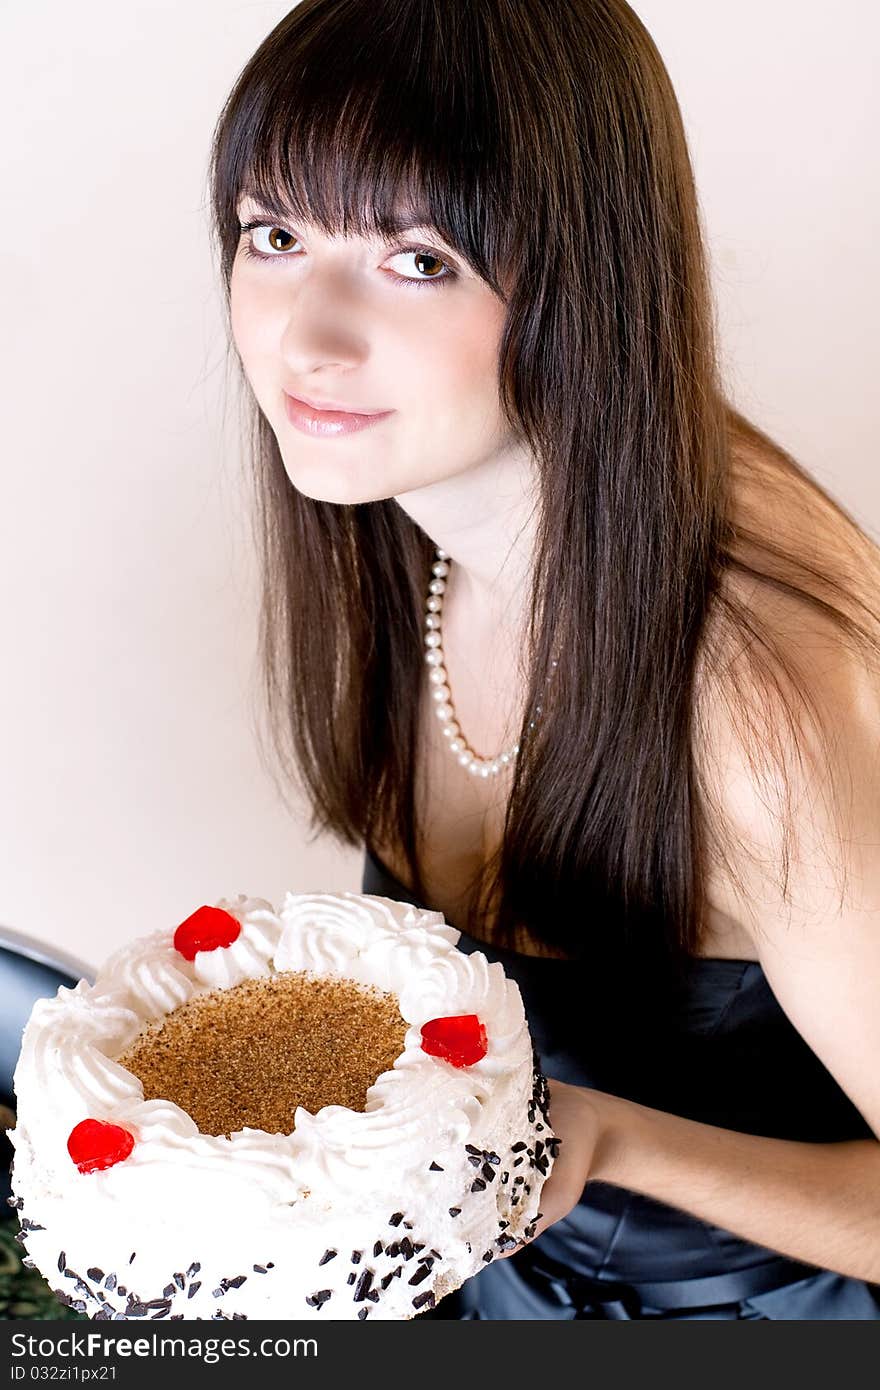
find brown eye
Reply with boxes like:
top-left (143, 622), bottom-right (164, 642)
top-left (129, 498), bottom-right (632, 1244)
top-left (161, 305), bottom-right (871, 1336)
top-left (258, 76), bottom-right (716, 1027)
top-left (386, 247), bottom-right (456, 288)
top-left (413, 251), bottom-right (445, 278)
top-left (266, 226), bottom-right (296, 253)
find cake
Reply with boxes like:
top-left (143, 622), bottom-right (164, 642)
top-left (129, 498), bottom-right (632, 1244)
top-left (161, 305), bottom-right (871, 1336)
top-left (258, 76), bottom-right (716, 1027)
top-left (8, 890), bottom-right (557, 1320)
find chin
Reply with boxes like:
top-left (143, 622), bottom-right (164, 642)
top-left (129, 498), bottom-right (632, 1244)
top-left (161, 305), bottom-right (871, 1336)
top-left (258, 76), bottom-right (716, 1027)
top-left (278, 456), bottom-right (396, 507)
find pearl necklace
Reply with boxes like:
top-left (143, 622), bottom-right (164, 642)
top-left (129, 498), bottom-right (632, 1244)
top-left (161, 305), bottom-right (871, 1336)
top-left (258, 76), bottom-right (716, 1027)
top-left (424, 546), bottom-right (556, 778)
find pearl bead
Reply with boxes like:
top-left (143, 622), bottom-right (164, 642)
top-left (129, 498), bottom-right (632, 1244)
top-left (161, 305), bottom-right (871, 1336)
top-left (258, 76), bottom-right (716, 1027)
top-left (427, 545), bottom-right (557, 778)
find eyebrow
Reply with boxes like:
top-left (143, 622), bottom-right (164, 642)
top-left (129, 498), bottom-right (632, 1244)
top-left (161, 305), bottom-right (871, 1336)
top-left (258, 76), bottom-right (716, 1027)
top-left (236, 190), bottom-right (446, 243)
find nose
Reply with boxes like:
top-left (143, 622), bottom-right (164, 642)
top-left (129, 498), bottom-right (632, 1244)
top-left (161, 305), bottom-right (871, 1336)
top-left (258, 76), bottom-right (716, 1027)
top-left (279, 272), bottom-right (371, 376)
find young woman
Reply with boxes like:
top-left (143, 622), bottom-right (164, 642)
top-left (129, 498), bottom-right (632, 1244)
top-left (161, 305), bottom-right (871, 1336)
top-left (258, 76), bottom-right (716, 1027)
top-left (206, 0), bottom-right (880, 1317)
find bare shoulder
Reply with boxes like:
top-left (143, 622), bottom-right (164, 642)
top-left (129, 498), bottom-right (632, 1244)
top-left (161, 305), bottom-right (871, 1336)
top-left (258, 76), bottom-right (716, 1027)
top-left (695, 432), bottom-right (880, 950)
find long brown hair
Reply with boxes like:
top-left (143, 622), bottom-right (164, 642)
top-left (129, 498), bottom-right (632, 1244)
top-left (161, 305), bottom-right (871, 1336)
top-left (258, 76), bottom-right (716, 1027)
top-left (205, 0), bottom-right (880, 983)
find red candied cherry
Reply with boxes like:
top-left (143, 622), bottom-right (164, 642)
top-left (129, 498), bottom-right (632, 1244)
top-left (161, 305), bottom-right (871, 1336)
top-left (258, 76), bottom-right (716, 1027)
top-left (173, 904), bottom-right (241, 960)
top-left (67, 1119), bottom-right (135, 1174)
top-left (420, 1014), bottom-right (488, 1067)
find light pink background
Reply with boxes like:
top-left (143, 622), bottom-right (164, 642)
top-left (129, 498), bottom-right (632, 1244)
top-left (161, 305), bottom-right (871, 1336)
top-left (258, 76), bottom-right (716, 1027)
top-left (1, 1), bottom-right (877, 965)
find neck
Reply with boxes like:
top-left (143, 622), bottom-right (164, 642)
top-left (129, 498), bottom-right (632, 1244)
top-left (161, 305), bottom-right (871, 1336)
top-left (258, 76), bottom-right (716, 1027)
top-left (394, 440), bottom-right (541, 630)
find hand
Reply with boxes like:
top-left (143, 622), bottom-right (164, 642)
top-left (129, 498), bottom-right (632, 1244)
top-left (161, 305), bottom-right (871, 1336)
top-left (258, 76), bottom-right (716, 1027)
top-left (496, 1076), bottom-right (607, 1258)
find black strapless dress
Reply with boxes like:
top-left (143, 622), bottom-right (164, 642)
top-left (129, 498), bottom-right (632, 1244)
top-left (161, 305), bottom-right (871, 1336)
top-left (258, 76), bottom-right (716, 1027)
top-left (362, 846), bottom-right (880, 1319)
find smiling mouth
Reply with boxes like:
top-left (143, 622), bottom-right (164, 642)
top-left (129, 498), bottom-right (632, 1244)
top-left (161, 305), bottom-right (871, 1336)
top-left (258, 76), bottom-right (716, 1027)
top-left (286, 391), bottom-right (390, 416)
top-left (283, 391), bottom-right (394, 436)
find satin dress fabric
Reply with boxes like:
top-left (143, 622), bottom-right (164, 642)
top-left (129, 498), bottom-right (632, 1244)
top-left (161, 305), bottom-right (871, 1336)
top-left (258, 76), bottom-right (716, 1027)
top-left (362, 846), bottom-right (880, 1319)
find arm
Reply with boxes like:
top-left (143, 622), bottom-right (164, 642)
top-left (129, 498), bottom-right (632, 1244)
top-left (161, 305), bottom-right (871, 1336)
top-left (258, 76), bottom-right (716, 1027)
top-left (589, 1088), bottom-right (880, 1284)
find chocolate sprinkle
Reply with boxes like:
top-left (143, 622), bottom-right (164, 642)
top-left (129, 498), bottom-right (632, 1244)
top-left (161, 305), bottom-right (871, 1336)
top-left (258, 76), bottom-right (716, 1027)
top-left (412, 1291), bottom-right (436, 1310)
top-left (471, 1178), bottom-right (486, 1192)
top-left (188, 1282), bottom-right (201, 1299)
top-left (449, 1208), bottom-right (461, 1218)
top-left (253, 1265), bottom-right (268, 1274)
top-left (305, 1289), bottom-right (332, 1308)
top-left (388, 1212), bottom-right (404, 1226)
top-left (352, 1268), bottom-right (374, 1302)
top-left (351, 1250), bottom-right (362, 1264)
top-left (429, 1161), bottom-right (444, 1171)
top-left (173, 1273), bottom-right (185, 1289)
top-left (347, 1272), bottom-right (357, 1285)
top-left (481, 1163), bottom-right (497, 1182)
top-left (358, 1308), bottom-right (369, 1319)
top-left (129, 1252), bottom-right (136, 1263)
top-left (408, 1263), bottom-right (432, 1286)
top-left (373, 1241), bottom-right (383, 1257)
top-left (319, 1250), bottom-right (337, 1265)
top-left (482, 1250), bottom-right (494, 1263)
top-left (87, 1267), bottom-right (104, 1282)
top-left (58, 1252), bottom-right (67, 1274)
top-left (187, 1262), bottom-right (201, 1276)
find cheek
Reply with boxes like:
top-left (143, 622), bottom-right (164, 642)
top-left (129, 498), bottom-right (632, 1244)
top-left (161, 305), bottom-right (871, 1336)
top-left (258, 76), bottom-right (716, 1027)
top-left (229, 274), bottom-right (249, 361)
top-left (229, 270), bottom-right (271, 368)
top-left (415, 298), bottom-right (506, 408)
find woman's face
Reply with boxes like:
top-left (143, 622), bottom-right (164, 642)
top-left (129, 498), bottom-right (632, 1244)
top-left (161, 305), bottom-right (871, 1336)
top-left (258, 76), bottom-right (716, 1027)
top-left (229, 194), bottom-right (516, 504)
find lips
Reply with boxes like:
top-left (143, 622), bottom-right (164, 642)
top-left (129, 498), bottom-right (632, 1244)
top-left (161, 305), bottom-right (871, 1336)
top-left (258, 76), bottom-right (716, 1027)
top-left (283, 391), bottom-right (394, 437)
top-left (290, 391), bottom-right (388, 416)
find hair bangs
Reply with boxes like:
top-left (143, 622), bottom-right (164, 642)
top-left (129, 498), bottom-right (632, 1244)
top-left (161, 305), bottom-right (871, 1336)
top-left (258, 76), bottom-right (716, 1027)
top-left (208, 0), bottom-right (522, 295)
